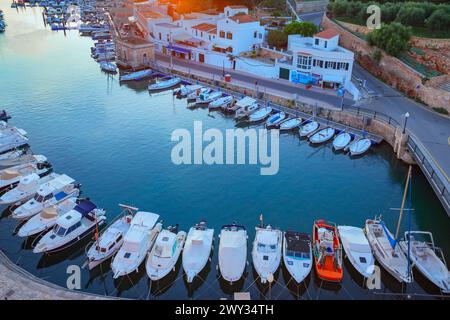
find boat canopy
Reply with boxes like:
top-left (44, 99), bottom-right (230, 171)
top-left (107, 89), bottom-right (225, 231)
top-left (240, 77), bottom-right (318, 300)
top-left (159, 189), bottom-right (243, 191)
top-left (1, 169), bottom-right (20, 180)
top-left (236, 97), bottom-right (256, 108)
top-left (131, 211), bottom-right (159, 228)
top-left (285, 231), bottom-right (310, 253)
top-left (123, 225), bottom-right (148, 252)
top-left (256, 230), bottom-right (278, 245)
top-left (74, 199), bottom-right (97, 217)
top-left (221, 231), bottom-right (246, 248)
top-left (40, 206), bottom-right (58, 219)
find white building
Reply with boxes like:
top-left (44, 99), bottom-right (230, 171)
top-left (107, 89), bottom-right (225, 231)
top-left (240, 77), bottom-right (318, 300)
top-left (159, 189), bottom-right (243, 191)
top-left (277, 29), bottom-right (354, 89)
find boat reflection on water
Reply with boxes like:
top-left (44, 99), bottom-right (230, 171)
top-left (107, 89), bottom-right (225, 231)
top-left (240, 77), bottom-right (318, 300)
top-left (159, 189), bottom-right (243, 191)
top-left (281, 266), bottom-right (312, 300)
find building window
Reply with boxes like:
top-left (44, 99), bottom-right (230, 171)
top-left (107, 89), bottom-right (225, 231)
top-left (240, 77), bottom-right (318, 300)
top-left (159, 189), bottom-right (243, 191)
top-left (226, 32), bottom-right (232, 40)
top-left (159, 33), bottom-right (161, 40)
top-left (345, 63), bottom-right (349, 70)
top-left (259, 33), bottom-right (262, 39)
top-left (315, 38), bottom-right (319, 45)
top-left (324, 41), bottom-right (328, 48)
top-left (313, 59), bottom-right (316, 67)
top-left (325, 61), bottom-right (329, 69)
top-left (226, 46), bottom-right (233, 53)
top-left (219, 31), bottom-right (225, 38)
top-left (297, 55), bottom-right (312, 70)
top-left (201, 32), bottom-right (203, 37)
top-left (254, 31), bottom-right (257, 38)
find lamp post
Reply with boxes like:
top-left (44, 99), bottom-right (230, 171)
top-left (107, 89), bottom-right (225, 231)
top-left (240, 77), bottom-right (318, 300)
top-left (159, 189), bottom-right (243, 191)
top-left (402, 112), bottom-right (410, 134)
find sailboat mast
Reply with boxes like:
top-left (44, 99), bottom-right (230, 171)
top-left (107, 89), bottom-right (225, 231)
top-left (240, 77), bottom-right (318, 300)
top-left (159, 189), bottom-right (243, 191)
top-left (395, 165), bottom-right (412, 239)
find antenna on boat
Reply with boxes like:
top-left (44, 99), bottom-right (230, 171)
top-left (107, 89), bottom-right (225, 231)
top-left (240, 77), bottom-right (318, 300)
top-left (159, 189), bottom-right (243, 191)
top-left (395, 165), bottom-right (412, 239)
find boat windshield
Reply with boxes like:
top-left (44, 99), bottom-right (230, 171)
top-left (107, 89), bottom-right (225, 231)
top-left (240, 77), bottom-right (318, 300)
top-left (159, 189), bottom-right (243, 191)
top-left (287, 250), bottom-right (310, 259)
top-left (34, 193), bottom-right (53, 203)
top-left (54, 224), bottom-right (67, 237)
top-left (257, 243), bottom-right (276, 253)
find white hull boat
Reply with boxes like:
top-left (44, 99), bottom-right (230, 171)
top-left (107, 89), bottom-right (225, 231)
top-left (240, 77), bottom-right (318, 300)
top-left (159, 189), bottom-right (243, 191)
top-left (265, 112), bottom-right (286, 127)
top-left (348, 138), bottom-right (371, 156)
top-left (218, 224), bottom-right (247, 284)
top-left (85, 204), bottom-right (139, 270)
top-left (399, 231), bottom-right (449, 293)
top-left (208, 95), bottom-right (234, 111)
top-left (227, 96), bottom-right (256, 114)
top-left (182, 220), bottom-right (214, 283)
top-left (146, 225), bottom-right (187, 281)
top-left (12, 174), bottom-right (80, 220)
top-left (365, 218), bottom-right (413, 283)
top-left (17, 197), bottom-right (78, 237)
top-left (234, 103), bottom-right (259, 120)
top-left (176, 84), bottom-right (203, 98)
top-left (338, 226), bottom-right (375, 278)
top-left (309, 127), bottom-right (335, 144)
top-left (252, 225), bottom-right (282, 284)
top-left (111, 212), bottom-right (161, 279)
top-left (333, 132), bottom-right (352, 151)
top-left (99, 61), bottom-right (117, 73)
top-left (33, 200), bottom-right (106, 254)
top-left (0, 155), bottom-right (52, 192)
top-left (119, 69), bottom-right (153, 81)
top-left (187, 87), bottom-right (210, 103)
top-left (248, 107), bottom-right (272, 123)
top-left (148, 77), bottom-right (181, 92)
top-left (283, 231), bottom-right (312, 283)
top-left (0, 173), bottom-right (57, 205)
top-left (0, 131), bottom-right (29, 154)
top-left (196, 91), bottom-right (223, 106)
top-left (0, 148), bottom-right (33, 167)
top-left (279, 118), bottom-right (302, 131)
top-left (299, 121), bottom-right (319, 137)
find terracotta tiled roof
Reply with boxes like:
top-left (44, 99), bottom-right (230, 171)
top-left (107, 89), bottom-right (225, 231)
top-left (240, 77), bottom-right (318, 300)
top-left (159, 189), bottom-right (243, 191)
top-left (192, 23), bottom-right (217, 32)
top-left (208, 28), bottom-right (217, 34)
top-left (314, 29), bottom-right (339, 39)
top-left (229, 14), bottom-right (258, 24)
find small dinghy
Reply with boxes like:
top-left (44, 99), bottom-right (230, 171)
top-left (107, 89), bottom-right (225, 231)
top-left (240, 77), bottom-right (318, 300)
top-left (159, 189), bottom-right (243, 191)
top-left (365, 217), bottom-right (413, 283)
top-left (17, 197), bottom-right (78, 237)
top-left (283, 231), bottom-right (312, 283)
top-left (85, 204), bottom-right (139, 270)
top-left (265, 111), bottom-right (286, 128)
top-left (333, 132), bottom-right (352, 151)
top-left (0, 155), bottom-right (52, 192)
top-left (399, 231), bottom-right (449, 292)
top-left (146, 224), bottom-right (187, 281)
top-left (337, 225), bottom-right (375, 278)
top-left (312, 220), bottom-right (343, 282)
top-left (33, 200), bottom-right (106, 254)
top-left (111, 211), bottom-right (161, 278)
top-left (182, 220), bottom-right (214, 283)
top-left (349, 138), bottom-right (371, 156)
top-left (299, 121), bottom-right (319, 137)
top-left (218, 223), bottom-right (248, 284)
top-left (119, 69), bottom-right (153, 81)
top-left (279, 118), bottom-right (302, 131)
top-left (252, 224), bottom-right (282, 284)
top-left (248, 107), bottom-right (272, 123)
top-left (148, 77), bottom-right (181, 92)
top-left (0, 173), bottom-right (57, 205)
top-left (208, 95), bottom-right (234, 111)
top-left (12, 174), bottom-right (80, 220)
top-left (99, 61), bottom-right (117, 73)
top-left (309, 127), bottom-right (335, 144)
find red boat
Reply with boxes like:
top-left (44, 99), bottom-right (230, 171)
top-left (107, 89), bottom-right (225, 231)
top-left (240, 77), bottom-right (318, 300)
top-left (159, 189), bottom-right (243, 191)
top-left (312, 220), bottom-right (343, 282)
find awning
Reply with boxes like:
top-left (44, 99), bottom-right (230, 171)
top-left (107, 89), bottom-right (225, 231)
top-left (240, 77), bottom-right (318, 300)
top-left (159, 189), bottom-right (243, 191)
top-left (167, 44), bottom-right (191, 54)
top-left (322, 74), bottom-right (344, 83)
top-left (212, 42), bottom-right (229, 50)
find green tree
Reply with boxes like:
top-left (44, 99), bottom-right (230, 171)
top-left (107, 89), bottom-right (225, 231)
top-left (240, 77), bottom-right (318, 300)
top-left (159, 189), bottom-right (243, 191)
top-left (381, 3), bottom-right (401, 23)
top-left (396, 6), bottom-right (426, 27)
top-left (426, 8), bottom-right (450, 31)
top-left (284, 21), bottom-right (318, 36)
top-left (367, 22), bottom-right (412, 57)
top-left (267, 29), bottom-right (288, 48)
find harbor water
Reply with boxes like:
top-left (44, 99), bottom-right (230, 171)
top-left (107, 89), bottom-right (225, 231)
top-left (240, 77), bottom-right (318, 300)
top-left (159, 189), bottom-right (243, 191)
top-left (0, 3), bottom-right (449, 299)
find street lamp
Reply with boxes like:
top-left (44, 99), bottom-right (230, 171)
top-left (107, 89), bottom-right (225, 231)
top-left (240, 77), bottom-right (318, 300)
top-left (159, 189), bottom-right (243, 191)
top-left (402, 112), bottom-right (410, 134)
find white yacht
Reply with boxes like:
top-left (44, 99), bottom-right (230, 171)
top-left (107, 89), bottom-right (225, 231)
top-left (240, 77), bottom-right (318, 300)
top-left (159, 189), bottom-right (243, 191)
top-left (33, 200), bottom-right (106, 254)
top-left (111, 211), bottom-right (161, 279)
top-left (0, 148), bottom-right (33, 167)
top-left (218, 224), bottom-right (248, 284)
top-left (11, 174), bottom-right (80, 220)
top-left (146, 225), bottom-right (187, 281)
top-left (0, 129), bottom-right (29, 154)
top-left (182, 220), bottom-right (214, 283)
top-left (17, 197), bottom-right (78, 237)
top-left (283, 231), bottom-right (312, 284)
top-left (0, 173), bottom-right (57, 205)
top-left (0, 155), bottom-right (52, 192)
top-left (337, 225), bottom-right (375, 278)
top-left (252, 225), bottom-right (282, 284)
top-left (85, 204), bottom-right (139, 270)
top-left (226, 96), bottom-right (256, 114)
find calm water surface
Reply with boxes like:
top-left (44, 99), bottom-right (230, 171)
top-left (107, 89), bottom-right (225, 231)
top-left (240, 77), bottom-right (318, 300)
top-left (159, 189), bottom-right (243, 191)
top-left (0, 3), bottom-right (449, 299)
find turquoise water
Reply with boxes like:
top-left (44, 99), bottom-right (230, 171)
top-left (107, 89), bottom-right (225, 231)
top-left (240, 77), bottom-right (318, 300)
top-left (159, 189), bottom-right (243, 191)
top-left (0, 4), bottom-right (449, 299)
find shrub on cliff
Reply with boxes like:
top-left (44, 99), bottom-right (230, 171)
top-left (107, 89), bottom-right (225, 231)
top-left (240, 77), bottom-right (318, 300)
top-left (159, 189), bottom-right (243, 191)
top-left (367, 22), bottom-right (412, 57)
top-left (284, 21), bottom-right (318, 37)
top-left (396, 6), bottom-right (427, 27)
top-left (426, 9), bottom-right (450, 31)
top-left (267, 30), bottom-right (288, 49)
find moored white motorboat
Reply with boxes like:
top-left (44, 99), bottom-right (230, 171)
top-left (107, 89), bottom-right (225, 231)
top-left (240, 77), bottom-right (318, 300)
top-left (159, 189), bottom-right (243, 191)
top-left (283, 231), bottom-right (312, 283)
top-left (85, 204), bottom-right (139, 270)
top-left (11, 174), bottom-right (80, 220)
top-left (119, 69), bottom-right (153, 81)
top-left (208, 95), bottom-right (234, 111)
top-left (279, 118), bottom-right (302, 131)
top-left (265, 111), bottom-right (286, 128)
top-left (0, 130), bottom-right (29, 154)
top-left (226, 96), bottom-right (256, 114)
top-left (337, 225), bottom-right (375, 278)
top-left (348, 138), bottom-right (371, 156)
top-left (0, 148), bottom-right (33, 167)
top-left (148, 77), bottom-right (181, 92)
top-left (0, 173), bottom-right (57, 205)
top-left (299, 121), bottom-right (319, 137)
top-left (218, 224), bottom-right (247, 284)
top-left (17, 197), bottom-right (78, 237)
top-left (252, 224), bottom-right (282, 284)
top-left (365, 217), bottom-right (413, 283)
top-left (146, 225), bottom-right (187, 281)
top-left (309, 127), bottom-right (335, 144)
top-left (399, 231), bottom-right (449, 293)
top-left (33, 200), bottom-right (106, 254)
top-left (248, 107), bottom-right (272, 123)
top-left (187, 87), bottom-right (210, 103)
top-left (196, 90), bottom-right (223, 106)
top-left (333, 132), bottom-right (352, 151)
top-left (111, 211), bottom-right (161, 279)
top-left (99, 61), bottom-right (117, 73)
top-left (0, 155), bottom-right (52, 192)
top-left (182, 220), bottom-right (214, 283)
top-left (176, 84), bottom-right (203, 98)
top-left (234, 103), bottom-right (259, 120)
